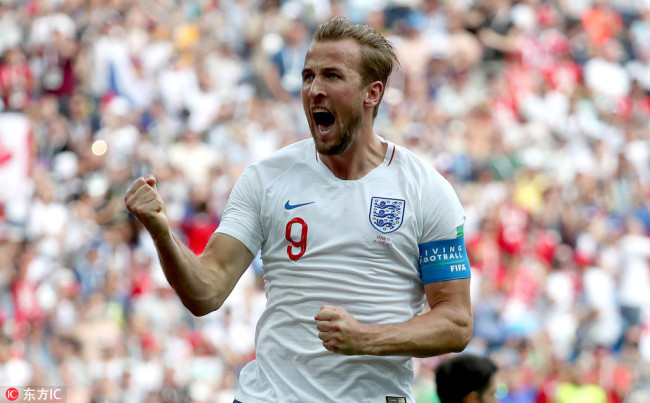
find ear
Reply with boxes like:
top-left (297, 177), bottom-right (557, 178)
top-left (363, 81), bottom-right (384, 110)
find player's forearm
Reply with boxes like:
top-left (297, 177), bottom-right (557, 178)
top-left (363, 304), bottom-right (473, 357)
top-left (152, 228), bottom-right (224, 316)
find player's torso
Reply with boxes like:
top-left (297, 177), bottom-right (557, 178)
top-left (261, 169), bottom-right (418, 269)
top-left (266, 150), bottom-right (423, 255)
top-left (255, 143), bottom-right (427, 322)
top-left (237, 141), bottom-right (424, 402)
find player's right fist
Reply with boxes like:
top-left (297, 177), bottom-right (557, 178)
top-left (124, 174), bottom-right (170, 239)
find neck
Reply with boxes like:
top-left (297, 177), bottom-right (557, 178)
top-left (319, 125), bottom-right (386, 180)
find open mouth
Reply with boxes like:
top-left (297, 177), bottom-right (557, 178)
top-left (313, 109), bottom-right (336, 133)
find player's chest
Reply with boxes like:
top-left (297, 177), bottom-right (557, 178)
top-left (260, 176), bottom-right (418, 259)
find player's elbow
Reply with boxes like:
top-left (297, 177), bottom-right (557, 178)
top-left (450, 311), bottom-right (473, 352)
top-left (182, 298), bottom-right (222, 317)
top-left (187, 305), bottom-right (215, 317)
top-left (451, 330), bottom-right (472, 353)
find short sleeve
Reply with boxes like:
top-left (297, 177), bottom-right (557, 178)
top-left (419, 168), bottom-right (466, 244)
top-left (418, 167), bottom-right (470, 284)
top-left (215, 167), bottom-right (264, 255)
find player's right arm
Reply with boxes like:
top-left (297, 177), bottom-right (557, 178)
top-left (124, 174), bottom-right (254, 316)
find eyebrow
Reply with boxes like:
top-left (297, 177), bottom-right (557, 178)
top-left (301, 66), bottom-right (344, 75)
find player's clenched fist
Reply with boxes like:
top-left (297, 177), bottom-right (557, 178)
top-left (124, 174), bottom-right (170, 239)
top-left (315, 305), bottom-right (371, 355)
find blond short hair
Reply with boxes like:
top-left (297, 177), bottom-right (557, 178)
top-left (312, 17), bottom-right (398, 117)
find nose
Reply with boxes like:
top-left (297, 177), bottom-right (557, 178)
top-left (308, 76), bottom-right (326, 98)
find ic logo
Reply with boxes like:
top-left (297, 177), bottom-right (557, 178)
top-left (6, 388), bottom-right (19, 401)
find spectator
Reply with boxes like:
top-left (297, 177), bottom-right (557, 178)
top-left (0, 47), bottom-right (34, 111)
top-left (435, 353), bottom-right (499, 403)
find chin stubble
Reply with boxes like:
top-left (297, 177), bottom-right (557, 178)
top-left (312, 108), bottom-right (363, 156)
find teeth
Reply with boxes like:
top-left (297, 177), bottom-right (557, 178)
top-left (313, 108), bottom-right (329, 113)
top-left (318, 124), bottom-right (332, 133)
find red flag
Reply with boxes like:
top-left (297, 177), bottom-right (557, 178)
top-left (0, 112), bottom-right (32, 204)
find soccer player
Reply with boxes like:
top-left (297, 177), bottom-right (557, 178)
top-left (125, 16), bottom-right (472, 402)
top-left (435, 354), bottom-right (499, 403)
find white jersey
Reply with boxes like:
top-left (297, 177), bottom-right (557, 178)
top-left (216, 137), bottom-right (466, 403)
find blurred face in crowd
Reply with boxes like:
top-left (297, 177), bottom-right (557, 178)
top-left (301, 39), bottom-right (365, 155)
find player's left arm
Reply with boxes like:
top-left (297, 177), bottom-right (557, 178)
top-left (315, 277), bottom-right (472, 357)
top-left (316, 165), bottom-right (472, 357)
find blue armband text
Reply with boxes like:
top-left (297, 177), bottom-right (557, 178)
top-left (419, 237), bottom-right (471, 284)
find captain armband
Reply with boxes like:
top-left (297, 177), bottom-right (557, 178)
top-left (418, 237), bottom-right (471, 285)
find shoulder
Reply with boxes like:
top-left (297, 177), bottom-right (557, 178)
top-left (389, 142), bottom-right (447, 185)
top-left (228, 139), bottom-right (313, 202)
top-left (251, 138), bottom-right (311, 169)
top-left (391, 143), bottom-right (428, 168)
top-left (242, 138), bottom-right (313, 181)
top-left (387, 141), bottom-right (461, 209)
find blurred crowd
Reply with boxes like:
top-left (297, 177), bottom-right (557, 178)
top-left (0, 0), bottom-right (649, 402)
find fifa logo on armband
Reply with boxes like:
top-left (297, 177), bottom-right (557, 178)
top-left (450, 264), bottom-right (467, 272)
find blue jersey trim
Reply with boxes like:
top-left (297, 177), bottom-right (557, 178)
top-left (419, 237), bottom-right (471, 284)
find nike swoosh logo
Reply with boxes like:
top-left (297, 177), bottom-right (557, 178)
top-left (285, 200), bottom-right (315, 210)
